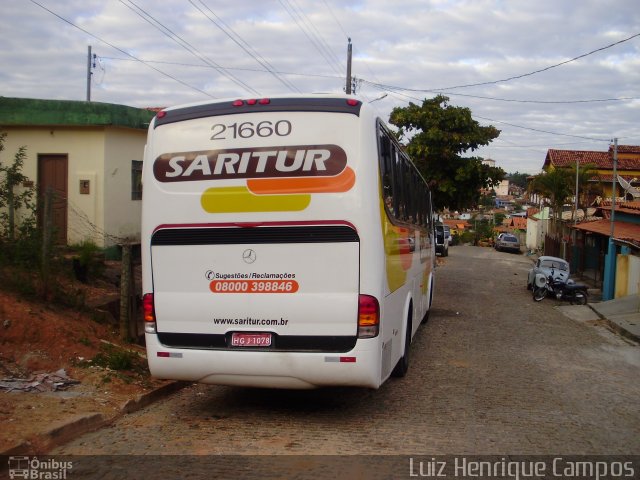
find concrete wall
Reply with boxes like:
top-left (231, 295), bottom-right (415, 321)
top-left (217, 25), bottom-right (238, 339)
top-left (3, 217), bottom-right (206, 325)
top-left (103, 128), bottom-right (145, 243)
top-left (615, 253), bottom-right (640, 298)
top-left (495, 180), bottom-right (509, 196)
top-left (1, 126), bottom-right (146, 247)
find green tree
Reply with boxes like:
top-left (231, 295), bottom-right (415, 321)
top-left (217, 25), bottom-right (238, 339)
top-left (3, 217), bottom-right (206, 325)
top-left (567, 163), bottom-right (598, 208)
top-left (389, 95), bottom-right (503, 211)
top-left (479, 192), bottom-right (496, 209)
top-left (507, 171), bottom-right (529, 189)
top-left (528, 168), bottom-right (573, 233)
top-left (0, 132), bottom-right (38, 266)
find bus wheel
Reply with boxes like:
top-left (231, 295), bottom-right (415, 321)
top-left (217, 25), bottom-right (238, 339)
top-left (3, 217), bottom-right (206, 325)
top-left (422, 286), bottom-right (434, 325)
top-left (392, 318), bottom-right (412, 377)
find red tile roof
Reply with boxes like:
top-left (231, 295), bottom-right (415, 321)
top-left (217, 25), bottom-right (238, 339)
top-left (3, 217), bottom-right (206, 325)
top-left (599, 200), bottom-right (640, 215)
top-left (590, 174), bottom-right (640, 183)
top-left (544, 147), bottom-right (640, 171)
top-left (572, 219), bottom-right (640, 246)
top-left (443, 219), bottom-right (470, 230)
top-left (610, 145), bottom-right (640, 155)
top-left (508, 217), bottom-right (528, 229)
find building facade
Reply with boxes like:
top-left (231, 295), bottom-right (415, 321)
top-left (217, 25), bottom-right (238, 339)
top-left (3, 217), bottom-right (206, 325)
top-left (0, 97), bottom-right (155, 247)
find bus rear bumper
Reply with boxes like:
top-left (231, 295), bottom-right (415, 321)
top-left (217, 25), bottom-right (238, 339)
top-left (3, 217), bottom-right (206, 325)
top-left (145, 333), bottom-right (382, 389)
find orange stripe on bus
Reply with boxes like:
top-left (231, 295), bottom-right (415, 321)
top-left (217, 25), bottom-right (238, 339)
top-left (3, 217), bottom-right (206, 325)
top-left (246, 167), bottom-right (355, 194)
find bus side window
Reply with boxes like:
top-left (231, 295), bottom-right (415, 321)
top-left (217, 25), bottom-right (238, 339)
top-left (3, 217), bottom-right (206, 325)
top-left (377, 120), bottom-right (431, 228)
top-left (379, 129), bottom-right (395, 216)
top-left (392, 147), bottom-right (404, 220)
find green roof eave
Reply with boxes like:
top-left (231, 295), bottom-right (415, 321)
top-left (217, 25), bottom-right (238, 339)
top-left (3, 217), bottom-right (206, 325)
top-left (0, 97), bottom-right (155, 130)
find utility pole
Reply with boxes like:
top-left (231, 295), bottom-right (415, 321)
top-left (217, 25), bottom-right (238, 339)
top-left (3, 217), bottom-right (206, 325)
top-left (603, 137), bottom-right (618, 300)
top-left (345, 38), bottom-right (352, 94)
top-left (574, 158), bottom-right (579, 225)
top-left (86, 46), bottom-right (95, 102)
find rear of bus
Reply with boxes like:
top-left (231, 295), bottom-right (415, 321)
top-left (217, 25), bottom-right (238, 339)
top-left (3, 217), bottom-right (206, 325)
top-left (142, 96), bottom-right (390, 389)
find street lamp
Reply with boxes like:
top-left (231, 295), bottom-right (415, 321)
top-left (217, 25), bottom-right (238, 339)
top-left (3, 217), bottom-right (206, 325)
top-left (369, 93), bottom-right (387, 104)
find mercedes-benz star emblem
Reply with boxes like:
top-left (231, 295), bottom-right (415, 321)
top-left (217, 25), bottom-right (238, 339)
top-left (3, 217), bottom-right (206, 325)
top-left (242, 249), bottom-right (256, 264)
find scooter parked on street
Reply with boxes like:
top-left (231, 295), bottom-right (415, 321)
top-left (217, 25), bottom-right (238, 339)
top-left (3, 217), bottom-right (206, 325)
top-left (532, 271), bottom-right (589, 305)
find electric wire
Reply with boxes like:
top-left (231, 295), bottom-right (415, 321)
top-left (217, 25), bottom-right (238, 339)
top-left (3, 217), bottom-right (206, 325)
top-left (190, 0), bottom-right (301, 93)
top-left (28, 0), bottom-right (215, 99)
top-left (278, 0), bottom-right (343, 75)
top-left (362, 31), bottom-right (640, 92)
top-left (321, 0), bottom-right (349, 39)
top-left (374, 83), bottom-right (612, 145)
top-left (98, 55), bottom-right (343, 80)
top-left (360, 79), bottom-right (639, 105)
top-left (118, 0), bottom-right (260, 95)
top-left (288, 0), bottom-right (344, 70)
top-left (474, 114), bottom-right (611, 143)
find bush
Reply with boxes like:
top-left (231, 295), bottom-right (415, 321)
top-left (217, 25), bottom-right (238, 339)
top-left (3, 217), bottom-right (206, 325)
top-left (91, 344), bottom-right (142, 372)
top-left (71, 239), bottom-right (104, 282)
top-left (0, 133), bottom-right (39, 269)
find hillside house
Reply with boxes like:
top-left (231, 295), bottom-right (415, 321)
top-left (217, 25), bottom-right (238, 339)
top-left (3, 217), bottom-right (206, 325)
top-left (536, 145), bottom-right (640, 300)
top-left (542, 146), bottom-right (640, 204)
top-left (571, 200), bottom-right (640, 299)
top-left (526, 207), bottom-right (550, 252)
top-left (0, 97), bottom-right (155, 247)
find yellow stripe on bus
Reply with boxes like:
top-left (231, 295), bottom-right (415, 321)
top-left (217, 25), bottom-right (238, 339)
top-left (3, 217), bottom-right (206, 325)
top-left (200, 186), bottom-right (311, 213)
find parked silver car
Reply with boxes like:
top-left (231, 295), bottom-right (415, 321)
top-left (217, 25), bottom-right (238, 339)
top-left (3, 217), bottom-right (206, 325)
top-left (494, 233), bottom-right (521, 253)
top-left (527, 255), bottom-right (570, 290)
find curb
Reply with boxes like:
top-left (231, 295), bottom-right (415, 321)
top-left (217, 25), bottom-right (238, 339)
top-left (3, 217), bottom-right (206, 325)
top-left (0, 381), bottom-right (189, 456)
top-left (587, 304), bottom-right (640, 343)
top-left (603, 317), bottom-right (640, 343)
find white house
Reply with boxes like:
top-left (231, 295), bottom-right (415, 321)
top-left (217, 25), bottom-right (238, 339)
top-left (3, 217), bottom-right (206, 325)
top-left (495, 179), bottom-right (509, 196)
top-left (526, 207), bottom-right (550, 251)
top-left (0, 97), bottom-right (155, 247)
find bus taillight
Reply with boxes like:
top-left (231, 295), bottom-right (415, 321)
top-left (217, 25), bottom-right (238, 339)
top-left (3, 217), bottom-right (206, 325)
top-left (143, 293), bottom-right (156, 333)
top-left (358, 295), bottom-right (379, 338)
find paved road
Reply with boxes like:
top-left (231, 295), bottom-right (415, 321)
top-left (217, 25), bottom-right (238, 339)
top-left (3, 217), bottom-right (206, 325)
top-left (53, 246), bottom-right (640, 462)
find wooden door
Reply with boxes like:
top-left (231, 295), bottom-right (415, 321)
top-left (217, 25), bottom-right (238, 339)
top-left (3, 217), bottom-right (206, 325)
top-left (38, 155), bottom-right (68, 245)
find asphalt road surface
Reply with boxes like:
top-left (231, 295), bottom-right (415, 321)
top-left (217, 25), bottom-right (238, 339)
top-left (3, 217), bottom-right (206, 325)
top-left (51, 246), bottom-right (640, 477)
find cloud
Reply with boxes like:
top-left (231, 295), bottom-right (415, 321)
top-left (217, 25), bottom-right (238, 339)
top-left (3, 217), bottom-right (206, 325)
top-left (3, 0), bottom-right (639, 173)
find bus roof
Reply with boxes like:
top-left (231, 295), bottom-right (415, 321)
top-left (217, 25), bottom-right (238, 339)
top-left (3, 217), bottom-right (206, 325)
top-left (154, 95), bottom-right (364, 128)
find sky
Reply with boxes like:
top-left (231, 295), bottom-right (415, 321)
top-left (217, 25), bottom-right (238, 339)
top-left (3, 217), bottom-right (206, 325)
top-left (2, 0), bottom-right (639, 174)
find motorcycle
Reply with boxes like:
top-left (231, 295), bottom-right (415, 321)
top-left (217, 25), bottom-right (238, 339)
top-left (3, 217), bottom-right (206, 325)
top-left (532, 271), bottom-right (589, 305)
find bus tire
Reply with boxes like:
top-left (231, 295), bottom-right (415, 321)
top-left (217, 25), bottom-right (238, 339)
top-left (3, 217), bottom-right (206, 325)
top-left (422, 285), bottom-right (434, 325)
top-left (392, 315), bottom-right (412, 378)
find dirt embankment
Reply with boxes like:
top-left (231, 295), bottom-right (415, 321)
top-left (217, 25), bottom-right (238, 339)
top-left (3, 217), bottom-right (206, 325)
top-left (0, 270), bottom-right (166, 453)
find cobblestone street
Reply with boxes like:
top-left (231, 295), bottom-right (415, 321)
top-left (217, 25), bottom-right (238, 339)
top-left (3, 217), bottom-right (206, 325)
top-left (53, 246), bottom-right (640, 458)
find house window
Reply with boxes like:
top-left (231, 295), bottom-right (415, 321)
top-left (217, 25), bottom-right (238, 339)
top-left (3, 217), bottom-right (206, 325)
top-left (131, 160), bottom-right (143, 200)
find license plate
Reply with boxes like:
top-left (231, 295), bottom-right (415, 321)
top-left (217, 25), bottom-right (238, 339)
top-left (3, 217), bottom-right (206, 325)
top-left (230, 332), bottom-right (272, 347)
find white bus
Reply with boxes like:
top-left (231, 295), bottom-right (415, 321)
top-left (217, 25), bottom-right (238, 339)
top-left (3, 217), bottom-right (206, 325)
top-left (141, 95), bottom-right (435, 389)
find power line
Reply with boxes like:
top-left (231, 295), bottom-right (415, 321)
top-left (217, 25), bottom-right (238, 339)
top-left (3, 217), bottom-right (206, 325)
top-left (376, 86), bottom-right (612, 144)
top-left (321, 0), bottom-right (349, 39)
top-left (289, 0), bottom-right (344, 70)
top-left (190, 0), bottom-right (301, 93)
top-left (98, 55), bottom-right (343, 80)
top-left (474, 114), bottom-right (611, 143)
top-left (278, 0), bottom-right (343, 75)
top-left (443, 91), bottom-right (640, 105)
top-left (491, 140), bottom-right (610, 148)
top-left (28, 0), bottom-right (215, 99)
top-left (361, 79), bottom-right (639, 105)
top-left (363, 31), bottom-right (640, 92)
top-left (118, 0), bottom-right (260, 95)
